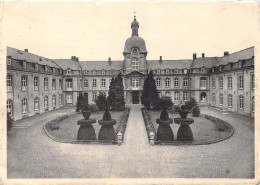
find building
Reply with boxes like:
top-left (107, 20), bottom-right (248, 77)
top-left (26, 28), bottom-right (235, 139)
top-left (6, 16), bottom-right (255, 120)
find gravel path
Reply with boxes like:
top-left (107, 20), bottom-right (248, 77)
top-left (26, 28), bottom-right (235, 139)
top-left (7, 105), bottom-right (254, 178)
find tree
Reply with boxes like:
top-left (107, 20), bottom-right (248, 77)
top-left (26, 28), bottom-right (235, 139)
top-left (76, 92), bottom-right (89, 112)
top-left (107, 73), bottom-right (125, 111)
top-left (95, 92), bottom-right (108, 111)
top-left (141, 71), bottom-right (160, 110)
top-left (185, 97), bottom-right (198, 111)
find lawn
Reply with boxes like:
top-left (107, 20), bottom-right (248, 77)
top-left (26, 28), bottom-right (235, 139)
top-left (148, 110), bottom-right (232, 143)
top-left (48, 111), bottom-right (125, 141)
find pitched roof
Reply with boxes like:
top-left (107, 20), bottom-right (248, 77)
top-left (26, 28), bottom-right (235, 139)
top-left (79, 60), bottom-right (124, 71)
top-left (214, 47), bottom-right (254, 67)
top-left (147, 60), bottom-right (192, 69)
top-left (53, 59), bottom-right (82, 70)
top-left (191, 57), bottom-right (219, 68)
top-left (7, 47), bottom-right (60, 68)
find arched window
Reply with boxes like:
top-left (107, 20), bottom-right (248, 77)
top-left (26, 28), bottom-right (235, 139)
top-left (34, 97), bottom-right (39, 111)
top-left (157, 69), bottom-right (160, 74)
top-left (156, 78), bottom-right (161, 87)
top-left (165, 69), bottom-right (170, 74)
top-left (52, 95), bottom-right (56, 107)
top-left (165, 78), bottom-right (170, 88)
top-left (239, 95), bottom-right (244, 109)
top-left (219, 94), bottom-right (223, 106)
top-left (174, 78), bottom-right (179, 87)
top-left (174, 69), bottom-right (178, 74)
top-left (44, 96), bottom-right (48, 110)
top-left (102, 70), bottom-right (105, 75)
top-left (200, 92), bottom-right (207, 102)
top-left (7, 99), bottom-right (12, 115)
top-left (22, 98), bottom-right (27, 114)
top-left (183, 77), bottom-right (188, 87)
top-left (228, 94), bottom-right (232, 107)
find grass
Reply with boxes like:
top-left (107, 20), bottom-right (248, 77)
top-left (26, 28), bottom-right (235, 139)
top-left (148, 110), bottom-right (231, 143)
top-left (48, 111), bottom-right (125, 141)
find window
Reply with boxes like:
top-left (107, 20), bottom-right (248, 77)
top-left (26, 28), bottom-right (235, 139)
top-left (34, 77), bottom-right (39, 91)
top-left (79, 79), bottom-right (82, 89)
top-left (174, 78), bottom-right (179, 87)
top-left (83, 79), bottom-right (88, 88)
top-left (132, 57), bottom-right (139, 70)
top-left (7, 58), bottom-right (11, 65)
top-left (93, 70), bottom-right (96, 75)
top-left (252, 96), bottom-right (255, 112)
top-left (219, 94), bottom-right (223, 106)
top-left (156, 78), bottom-right (161, 87)
top-left (102, 70), bottom-right (105, 75)
top-left (200, 92), bottom-right (207, 102)
top-left (45, 65), bottom-right (48, 72)
top-left (22, 98), bottom-right (27, 114)
top-left (66, 93), bottom-right (73, 104)
top-left (93, 92), bottom-right (97, 101)
top-left (7, 99), bottom-right (12, 115)
top-left (183, 92), bottom-right (189, 101)
top-left (174, 91), bottom-right (179, 101)
top-left (34, 97), bottom-right (39, 111)
top-left (52, 95), bottom-right (56, 107)
top-left (59, 94), bottom-right (62, 105)
top-left (92, 79), bottom-right (97, 88)
top-left (201, 68), bottom-right (205, 73)
top-left (239, 75), bottom-right (244, 89)
top-left (35, 63), bottom-right (38, 71)
top-left (101, 79), bottom-right (106, 88)
top-left (21, 76), bottom-right (27, 91)
top-left (228, 94), bottom-right (232, 107)
top-left (228, 76), bottom-right (232, 89)
top-left (189, 77), bottom-right (192, 88)
top-left (184, 69), bottom-right (188, 74)
top-left (157, 69), bottom-right (160, 74)
top-left (174, 69), bottom-right (178, 74)
top-left (200, 77), bottom-right (207, 89)
top-left (212, 93), bottom-right (216, 104)
top-left (44, 96), bottom-right (48, 110)
top-left (183, 78), bottom-right (188, 87)
top-left (165, 78), bottom-right (170, 88)
top-left (44, 78), bottom-right (48, 90)
top-left (219, 76), bottom-right (223, 89)
top-left (23, 61), bottom-right (27, 69)
top-left (52, 79), bottom-right (56, 90)
top-left (59, 79), bottom-right (62, 90)
top-left (132, 79), bottom-right (139, 88)
top-left (110, 70), bottom-right (114, 75)
top-left (165, 91), bottom-right (170, 97)
top-left (166, 69), bottom-right (169, 74)
top-left (7, 75), bottom-right (12, 91)
top-left (239, 95), bottom-right (244, 109)
top-left (252, 74), bottom-right (254, 89)
top-left (212, 77), bottom-right (216, 88)
top-left (66, 79), bottom-right (73, 90)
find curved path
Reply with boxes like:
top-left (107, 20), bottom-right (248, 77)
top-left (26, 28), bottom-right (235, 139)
top-left (7, 105), bottom-right (254, 178)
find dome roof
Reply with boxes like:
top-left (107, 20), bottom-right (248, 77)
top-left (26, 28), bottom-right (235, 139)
top-left (131, 17), bottom-right (139, 28)
top-left (123, 36), bottom-right (147, 54)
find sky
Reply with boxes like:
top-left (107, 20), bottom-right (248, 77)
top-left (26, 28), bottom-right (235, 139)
top-left (2, 1), bottom-right (258, 61)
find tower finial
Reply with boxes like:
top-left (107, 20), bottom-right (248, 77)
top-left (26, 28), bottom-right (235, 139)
top-left (133, 10), bottom-right (136, 19)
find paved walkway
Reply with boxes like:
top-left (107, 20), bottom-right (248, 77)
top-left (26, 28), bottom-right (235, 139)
top-left (7, 105), bottom-right (254, 178)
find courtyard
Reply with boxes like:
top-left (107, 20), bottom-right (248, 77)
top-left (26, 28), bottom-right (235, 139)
top-left (7, 105), bottom-right (254, 178)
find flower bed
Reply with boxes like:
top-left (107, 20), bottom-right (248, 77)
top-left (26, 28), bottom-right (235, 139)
top-left (43, 108), bottom-right (130, 145)
top-left (142, 108), bottom-right (234, 145)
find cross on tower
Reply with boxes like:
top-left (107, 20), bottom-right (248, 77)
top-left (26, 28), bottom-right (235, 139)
top-left (133, 11), bottom-right (136, 18)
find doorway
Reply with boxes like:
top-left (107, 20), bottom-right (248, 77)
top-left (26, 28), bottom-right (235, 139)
top-left (132, 91), bottom-right (140, 104)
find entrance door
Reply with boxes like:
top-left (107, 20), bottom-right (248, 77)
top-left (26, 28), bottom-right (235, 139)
top-left (66, 93), bottom-right (73, 104)
top-left (132, 91), bottom-right (139, 104)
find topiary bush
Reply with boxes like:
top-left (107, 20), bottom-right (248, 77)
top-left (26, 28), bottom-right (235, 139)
top-left (95, 92), bottom-right (108, 111)
top-left (158, 96), bottom-right (174, 110)
top-left (89, 104), bottom-right (98, 112)
top-left (7, 113), bottom-right (13, 131)
top-left (191, 105), bottom-right (200, 117)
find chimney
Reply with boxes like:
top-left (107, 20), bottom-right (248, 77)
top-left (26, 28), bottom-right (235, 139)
top-left (160, 56), bottom-right (162, 62)
top-left (224, 51), bottom-right (229, 56)
top-left (71, 56), bottom-right (78, 61)
top-left (193, 53), bottom-right (197, 60)
top-left (202, 53), bottom-right (205, 58)
top-left (108, 57), bottom-right (111, 64)
top-left (24, 49), bottom-right (28, 52)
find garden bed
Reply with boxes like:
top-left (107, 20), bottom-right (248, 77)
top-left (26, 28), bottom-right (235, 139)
top-left (142, 108), bottom-right (234, 145)
top-left (44, 108), bottom-right (130, 145)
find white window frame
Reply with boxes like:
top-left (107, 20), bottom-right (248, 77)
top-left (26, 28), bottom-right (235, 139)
top-left (101, 79), bottom-right (106, 88)
top-left (21, 76), bottom-right (27, 91)
top-left (183, 78), bottom-right (188, 87)
top-left (183, 91), bottom-right (189, 101)
top-left (66, 79), bottom-right (73, 90)
top-left (165, 78), bottom-right (170, 88)
top-left (239, 95), bottom-right (244, 109)
top-left (157, 69), bottom-right (160, 74)
top-left (34, 97), bottom-right (39, 111)
top-left (102, 70), bottom-right (105, 75)
top-left (156, 78), bottom-right (161, 87)
top-left (92, 79), bottom-right (97, 88)
top-left (83, 79), bottom-right (88, 88)
top-left (228, 76), bottom-right (232, 89)
top-left (59, 79), bottom-right (62, 90)
top-left (200, 77), bottom-right (207, 89)
top-left (212, 93), bottom-right (216, 104)
top-left (93, 92), bottom-right (97, 102)
top-left (219, 94), bottom-right (223, 106)
top-left (34, 77), bottom-right (39, 91)
top-left (45, 65), bottom-right (48, 72)
top-left (53, 67), bottom-right (56, 73)
top-left (174, 78), bottom-right (179, 87)
top-left (23, 61), bottom-right (27, 69)
top-left (44, 78), bottom-right (48, 91)
top-left (22, 98), bottom-right (27, 114)
top-left (165, 91), bottom-right (171, 97)
top-left (174, 91), bottom-right (179, 101)
top-left (52, 79), bottom-right (56, 90)
top-left (239, 75), bottom-right (244, 89)
top-left (35, 63), bottom-right (38, 71)
top-left (212, 77), bottom-right (216, 88)
top-left (132, 57), bottom-right (139, 70)
top-left (7, 75), bottom-right (12, 91)
top-left (219, 76), bottom-right (223, 89)
top-left (44, 96), bottom-right (48, 110)
top-left (7, 99), bottom-right (12, 115)
top-left (166, 69), bottom-right (169, 74)
top-left (132, 79), bottom-right (139, 88)
top-left (52, 95), bottom-right (56, 107)
top-left (228, 94), bottom-right (232, 107)
top-left (59, 94), bottom-right (62, 105)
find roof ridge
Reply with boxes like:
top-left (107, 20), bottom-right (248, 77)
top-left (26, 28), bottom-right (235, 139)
top-left (219, 46), bottom-right (254, 59)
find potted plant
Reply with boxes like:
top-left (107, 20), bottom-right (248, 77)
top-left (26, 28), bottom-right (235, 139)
top-left (81, 104), bottom-right (91, 120)
top-left (178, 105), bottom-right (190, 119)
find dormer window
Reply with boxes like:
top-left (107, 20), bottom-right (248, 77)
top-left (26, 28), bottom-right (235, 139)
top-left (166, 69), bottom-right (169, 74)
top-left (239, 60), bottom-right (243, 68)
top-left (7, 57), bottom-right (11, 65)
top-left (212, 68), bottom-right (215, 73)
top-left (67, 69), bottom-right (72, 75)
top-left (132, 48), bottom-right (138, 55)
top-left (59, 69), bottom-right (62, 75)
top-left (174, 69), bottom-right (178, 74)
top-left (102, 70), bottom-right (105, 75)
top-left (23, 61), bottom-right (27, 69)
top-left (110, 70), bottom-right (114, 75)
top-left (93, 70), bottom-right (96, 75)
top-left (84, 70), bottom-right (87, 75)
top-left (183, 69), bottom-right (187, 74)
top-left (201, 67), bottom-right (205, 73)
top-left (53, 67), bottom-right (55, 73)
top-left (35, 63), bottom-right (38, 71)
top-left (219, 66), bottom-right (222, 72)
top-left (45, 65), bottom-right (48, 72)
top-left (157, 69), bottom-right (160, 74)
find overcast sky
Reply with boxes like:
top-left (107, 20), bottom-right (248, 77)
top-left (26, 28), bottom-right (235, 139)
top-left (2, 1), bottom-right (258, 61)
